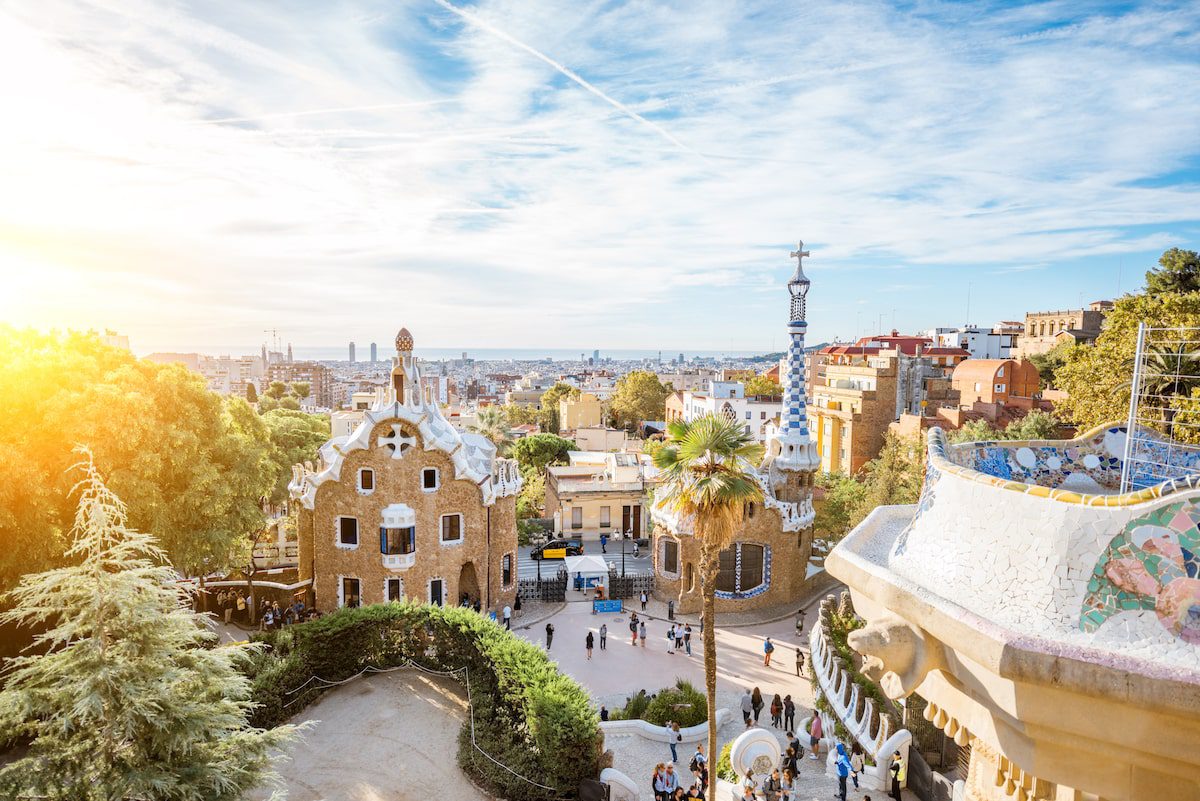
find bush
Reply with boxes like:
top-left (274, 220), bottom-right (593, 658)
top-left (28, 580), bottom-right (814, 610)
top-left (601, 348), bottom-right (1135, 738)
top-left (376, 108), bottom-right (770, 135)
top-left (715, 742), bottom-right (735, 781)
top-left (245, 602), bottom-right (602, 800)
top-left (607, 679), bottom-right (707, 728)
top-left (608, 689), bottom-right (651, 722)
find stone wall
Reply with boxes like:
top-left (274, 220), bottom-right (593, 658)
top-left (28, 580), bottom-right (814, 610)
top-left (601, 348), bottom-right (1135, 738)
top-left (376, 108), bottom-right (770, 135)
top-left (299, 419), bottom-right (517, 613)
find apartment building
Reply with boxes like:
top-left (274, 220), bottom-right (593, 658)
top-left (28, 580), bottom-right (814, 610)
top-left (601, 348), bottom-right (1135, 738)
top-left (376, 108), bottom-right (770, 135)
top-left (544, 451), bottom-right (658, 540)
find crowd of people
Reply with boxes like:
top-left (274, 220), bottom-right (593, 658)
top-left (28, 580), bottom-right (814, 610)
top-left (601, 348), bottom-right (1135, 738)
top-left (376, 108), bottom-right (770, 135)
top-left (210, 589), bottom-right (321, 630)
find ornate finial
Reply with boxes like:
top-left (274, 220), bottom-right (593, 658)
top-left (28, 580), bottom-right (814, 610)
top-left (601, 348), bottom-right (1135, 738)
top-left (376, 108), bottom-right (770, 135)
top-left (395, 327), bottom-right (413, 353)
top-left (788, 241), bottom-right (811, 291)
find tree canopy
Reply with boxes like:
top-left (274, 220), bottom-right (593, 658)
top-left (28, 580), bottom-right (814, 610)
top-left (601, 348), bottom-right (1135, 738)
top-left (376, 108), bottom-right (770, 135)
top-left (814, 433), bottom-right (924, 542)
top-left (261, 409), bottom-right (330, 503)
top-left (0, 454), bottom-right (302, 799)
top-left (609, 370), bottom-right (671, 429)
top-left (743, 374), bottom-right (783, 397)
top-left (509, 433), bottom-right (576, 475)
top-left (1145, 247), bottom-right (1200, 297)
top-left (1027, 340), bottom-right (1076, 389)
top-left (945, 409), bottom-right (1063, 444)
top-left (471, 406), bottom-right (513, 452)
top-left (0, 327), bottom-right (277, 586)
top-left (1055, 291), bottom-right (1200, 430)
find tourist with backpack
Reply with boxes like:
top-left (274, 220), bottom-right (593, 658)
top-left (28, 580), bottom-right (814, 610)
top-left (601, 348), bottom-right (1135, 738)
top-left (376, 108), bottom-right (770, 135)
top-left (763, 636), bottom-right (775, 666)
top-left (688, 744), bottom-right (708, 789)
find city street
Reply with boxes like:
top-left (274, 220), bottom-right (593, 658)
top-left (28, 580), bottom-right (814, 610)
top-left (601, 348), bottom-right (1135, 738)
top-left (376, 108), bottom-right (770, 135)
top-left (517, 537), bottom-right (652, 579)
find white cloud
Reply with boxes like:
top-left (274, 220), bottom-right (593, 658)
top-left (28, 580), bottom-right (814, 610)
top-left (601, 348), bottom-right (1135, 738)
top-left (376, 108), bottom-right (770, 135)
top-left (0, 0), bottom-right (1197, 352)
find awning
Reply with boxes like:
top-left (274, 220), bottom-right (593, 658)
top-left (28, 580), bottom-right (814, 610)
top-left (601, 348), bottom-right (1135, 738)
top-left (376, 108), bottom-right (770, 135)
top-left (563, 554), bottom-right (611, 576)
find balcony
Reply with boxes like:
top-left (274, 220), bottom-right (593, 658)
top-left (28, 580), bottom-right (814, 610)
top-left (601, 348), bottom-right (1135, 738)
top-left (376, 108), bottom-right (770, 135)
top-left (252, 542), bottom-right (299, 569)
top-left (382, 552), bottom-right (416, 570)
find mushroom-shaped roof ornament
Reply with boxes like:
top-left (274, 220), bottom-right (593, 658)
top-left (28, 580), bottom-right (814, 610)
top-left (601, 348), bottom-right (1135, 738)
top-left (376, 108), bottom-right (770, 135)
top-left (395, 327), bottom-right (414, 353)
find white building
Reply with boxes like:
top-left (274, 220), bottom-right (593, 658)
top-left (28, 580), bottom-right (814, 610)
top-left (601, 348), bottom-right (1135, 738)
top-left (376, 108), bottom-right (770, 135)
top-left (925, 324), bottom-right (1017, 360)
top-left (679, 380), bottom-right (780, 443)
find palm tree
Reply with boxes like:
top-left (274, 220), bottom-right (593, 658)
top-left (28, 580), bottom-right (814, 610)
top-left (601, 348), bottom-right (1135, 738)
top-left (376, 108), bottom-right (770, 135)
top-left (653, 415), bottom-right (764, 766)
top-left (471, 405), bottom-right (512, 453)
top-left (1138, 343), bottom-right (1200, 438)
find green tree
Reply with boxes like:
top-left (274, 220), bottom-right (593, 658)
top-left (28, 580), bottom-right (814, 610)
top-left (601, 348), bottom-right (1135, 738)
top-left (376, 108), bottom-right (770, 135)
top-left (814, 471), bottom-right (867, 543)
top-left (509, 433), bottom-right (577, 475)
top-left (946, 419), bottom-right (1002, 444)
top-left (1003, 408), bottom-right (1062, 440)
top-left (471, 406), bottom-right (513, 452)
top-left (653, 416), bottom-right (763, 767)
top-left (610, 370), bottom-right (670, 429)
top-left (744, 375), bottom-right (783, 398)
top-left (849, 433), bottom-right (924, 528)
top-left (503, 403), bottom-right (541, 427)
top-left (0, 328), bottom-right (276, 588)
top-left (262, 409), bottom-right (331, 504)
top-left (245, 382), bottom-right (259, 403)
top-left (278, 395), bottom-right (301, 411)
top-left (516, 470), bottom-right (546, 519)
top-left (1145, 247), bottom-right (1200, 297)
top-left (264, 380), bottom-right (289, 400)
top-left (539, 382), bottom-right (580, 431)
top-left (0, 453), bottom-right (303, 800)
top-left (1028, 340), bottom-right (1075, 389)
top-left (290, 381), bottom-right (310, 400)
top-left (1056, 291), bottom-right (1200, 430)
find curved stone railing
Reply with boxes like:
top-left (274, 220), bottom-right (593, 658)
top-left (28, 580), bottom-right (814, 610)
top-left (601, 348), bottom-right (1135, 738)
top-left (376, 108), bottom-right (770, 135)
top-left (808, 592), bottom-right (911, 790)
top-left (600, 708), bottom-right (731, 743)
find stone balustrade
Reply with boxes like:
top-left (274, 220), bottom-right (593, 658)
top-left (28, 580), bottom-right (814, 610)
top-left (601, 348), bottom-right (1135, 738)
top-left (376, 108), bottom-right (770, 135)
top-left (808, 592), bottom-right (911, 790)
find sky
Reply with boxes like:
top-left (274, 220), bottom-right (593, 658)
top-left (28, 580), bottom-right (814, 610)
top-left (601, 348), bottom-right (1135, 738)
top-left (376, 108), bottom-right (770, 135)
top-left (0, 0), bottom-right (1198, 355)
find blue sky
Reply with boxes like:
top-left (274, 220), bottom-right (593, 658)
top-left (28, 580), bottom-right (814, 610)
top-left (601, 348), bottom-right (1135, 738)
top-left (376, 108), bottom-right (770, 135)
top-left (0, 0), bottom-right (1197, 353)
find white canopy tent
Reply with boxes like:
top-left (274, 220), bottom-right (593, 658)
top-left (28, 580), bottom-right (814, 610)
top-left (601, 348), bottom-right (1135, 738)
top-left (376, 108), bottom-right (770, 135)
top-left (563, 554), bottom-right (611, 589)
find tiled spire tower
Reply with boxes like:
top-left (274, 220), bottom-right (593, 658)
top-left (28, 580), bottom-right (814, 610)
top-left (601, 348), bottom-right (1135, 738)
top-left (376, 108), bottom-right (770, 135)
top-left (769, 241), bottom-right (821, 480)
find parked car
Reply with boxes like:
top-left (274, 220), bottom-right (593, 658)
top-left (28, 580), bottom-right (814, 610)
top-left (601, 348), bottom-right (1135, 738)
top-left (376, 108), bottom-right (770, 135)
top-left (531, 538), bottom-right (583, 560)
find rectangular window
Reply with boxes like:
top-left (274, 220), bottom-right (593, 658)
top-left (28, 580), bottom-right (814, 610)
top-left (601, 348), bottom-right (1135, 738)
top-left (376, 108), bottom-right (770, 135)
top-left (744, 425), bottom-right (751, 435)
top-left (600, 506), bottom-right (611, 527)
top-left (341, 577), bottom-right (361, 608)
top-left (441, 514), bottom-right (463, 543)
top-left (380, 526), bottom-right (415, 554)
top-left (429, 579), bottom-right (444, 606)
top-left (745, 410), bottom-right (751, 419)
top-left (502, 553), bottom-right (513, 586)
top-left (337, 516), bottom-right (359, 547)
top-left (422, 468), bottom-right (439, 491)
top-left (995, 383), bottom-right (1006, 393)
top-left (760, 411), bottom-right (766, 419)
top-left (571, 507), bottom-right (583, 529)
top-left (386, 578), bottom-right (403, 602)
top-left (974, 382), bottom-right (981, 392)
top-left (715, 546), bottom-right (738, 594)
top-left (359, 469), bottom-right (374, 492)
top-left (663, 539), bottom-right (679, 574)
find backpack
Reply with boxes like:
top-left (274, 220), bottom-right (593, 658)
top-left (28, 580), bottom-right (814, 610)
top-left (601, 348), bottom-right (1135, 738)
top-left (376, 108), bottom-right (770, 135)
top-left (765, 641), bottom-right (775, 653)
top-left (688, 755), bottom-right (700, 773)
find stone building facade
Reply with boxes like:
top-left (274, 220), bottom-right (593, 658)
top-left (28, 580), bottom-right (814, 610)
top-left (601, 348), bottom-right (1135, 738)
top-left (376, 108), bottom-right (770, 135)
top-left (1015, 300), bottom-right (1112, 357)
top-left (650, 242), bottom-right (820, 613)
top-left (289, 328), bottom-right (521, 613)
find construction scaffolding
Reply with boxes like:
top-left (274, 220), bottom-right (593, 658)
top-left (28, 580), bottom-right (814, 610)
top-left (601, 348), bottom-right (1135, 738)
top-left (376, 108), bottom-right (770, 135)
top-left (1120, 323), bottom-right (1200, 492)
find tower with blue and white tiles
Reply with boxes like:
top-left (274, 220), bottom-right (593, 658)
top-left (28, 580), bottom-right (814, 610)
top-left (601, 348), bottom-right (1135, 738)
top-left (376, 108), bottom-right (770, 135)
top-left (766, 241), bottom-right (821, 502)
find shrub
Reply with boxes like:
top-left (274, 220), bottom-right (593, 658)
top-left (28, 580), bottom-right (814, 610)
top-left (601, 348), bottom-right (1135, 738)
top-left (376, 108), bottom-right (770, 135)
top-left (642, 679), bottom-right (707, 728)
top-left (608, 689), bottom-right (651, 721)
top-left (246, 602), bottom-right (602, 800)
top-left (715, 742), bottom-right (735, 781)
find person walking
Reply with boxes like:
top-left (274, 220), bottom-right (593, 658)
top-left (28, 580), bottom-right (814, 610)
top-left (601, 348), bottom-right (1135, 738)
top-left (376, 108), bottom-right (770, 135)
top-left (599, 623), bottom-right (608, 650)
top-left (763, 636), bottom-right (775, 666)
top-left (640, 590), bottom-right (648, 611)
top-left (795, 648), bottom-right (805, 677)
top-left (639, 619), bottom-right (647, 647)
top-left (740, 688), bottom-right (753, 728)
top-left (751, 687), bottom-right (764, 725)
top-left (545, 622), bottom-right (554, 650)
top-left (630, 612), bottom-right (639, 645)
top-left (834, 743), bottom-right (852, 801)
top-left (688, 744), bottom-right (707, 789)
top-left (888, 751), bottom-right (906, 801)
top-left (783, 694), bottom-right (796, 732)
top-left (586, 630), bottom-right (594, 660)
top-left (502, 603), bottom-right (512, 629)
top-left (683, 623), bottom-right (692, 655)
top-left (809, 713), bottom-right (823, 760)
top-left (770, 693), bottom-right (783, 728)
top-left (667, 721), bottom-right (681, 762)
top-left (850, 742), bottom-right (865, 790)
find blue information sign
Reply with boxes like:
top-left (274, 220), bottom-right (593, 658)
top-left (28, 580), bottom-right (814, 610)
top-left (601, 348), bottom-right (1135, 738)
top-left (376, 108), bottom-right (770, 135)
top-left (592, 599), bottom-right (623, 614)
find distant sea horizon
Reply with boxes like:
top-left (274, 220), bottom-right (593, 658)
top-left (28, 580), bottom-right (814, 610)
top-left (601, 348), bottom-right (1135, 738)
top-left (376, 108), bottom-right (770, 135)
top-left (153, 346), bottom-right (780, 362)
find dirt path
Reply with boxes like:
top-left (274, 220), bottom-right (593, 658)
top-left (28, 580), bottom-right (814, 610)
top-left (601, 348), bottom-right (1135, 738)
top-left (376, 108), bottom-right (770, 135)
top-left (261, 671), bottom-right (493, 801)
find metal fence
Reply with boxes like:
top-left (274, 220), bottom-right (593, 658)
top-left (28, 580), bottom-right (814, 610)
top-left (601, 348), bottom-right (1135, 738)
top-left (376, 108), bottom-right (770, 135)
top-left (1121, 324), bottom-right (1200, 491)
top-left (606, 570), bottom-right (654, 600)
top-left (517, 571), bottom-right (568, 602)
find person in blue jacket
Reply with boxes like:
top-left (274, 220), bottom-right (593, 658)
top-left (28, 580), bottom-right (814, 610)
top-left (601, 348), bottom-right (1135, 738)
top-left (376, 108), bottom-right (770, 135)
top-left (834, 742), bottom-right (852, 801)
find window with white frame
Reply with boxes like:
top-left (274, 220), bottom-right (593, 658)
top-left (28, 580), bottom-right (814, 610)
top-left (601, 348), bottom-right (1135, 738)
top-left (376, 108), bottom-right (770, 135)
top-left (336, 516), bottom-right (359, 548)
top-left (661, 538), bottom-right (680, 576)
top-left (995, 383), bottom-right (1006, 393)
top-left (358, 468), bottom-right (375, 494)
top-left (599, 506), bottom-right (611, 527)
top-left (440, 513), bottom-right (463, 543)
top-left (339, 576), bottom-right (361, 608)
top-left (385, 577), bottom-right (404, 602)
top-left (422, 468), bottom-right (439, 491)
top-left (571, 507), bottom-right (582, 529)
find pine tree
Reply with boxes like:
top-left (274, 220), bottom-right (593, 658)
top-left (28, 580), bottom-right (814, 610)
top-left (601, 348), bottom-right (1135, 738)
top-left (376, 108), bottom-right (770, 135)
top-left (0, 451), bottom-right (304, 800)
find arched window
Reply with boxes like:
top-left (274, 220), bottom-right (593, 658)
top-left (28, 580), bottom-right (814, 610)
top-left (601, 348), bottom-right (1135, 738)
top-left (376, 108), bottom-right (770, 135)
top-left (721, 402), bottom-right (736, 421)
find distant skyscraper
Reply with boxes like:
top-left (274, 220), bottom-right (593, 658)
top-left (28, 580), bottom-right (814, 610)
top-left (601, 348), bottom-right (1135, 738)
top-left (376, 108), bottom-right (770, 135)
top-left (678, 352), bottom-right (685, 364)
top-left (261, 344), bottom-right (268, 367)
top-left (287, 343), bottom-right (293, 363)
top-left (593, 349), bottom-right (599, 361)
top-left (349, 341), bottom-right (356, 363)
top-left (370, 342), bottom-right (377, 363)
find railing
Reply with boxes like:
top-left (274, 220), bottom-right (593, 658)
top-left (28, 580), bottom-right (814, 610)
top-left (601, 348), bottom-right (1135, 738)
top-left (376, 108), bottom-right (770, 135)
top-left (808, 592), bottom-right (911, 791)
top-left (605, 570), bottom-right (654, 600)
top-left (517, 571), bottom-right (568, 602)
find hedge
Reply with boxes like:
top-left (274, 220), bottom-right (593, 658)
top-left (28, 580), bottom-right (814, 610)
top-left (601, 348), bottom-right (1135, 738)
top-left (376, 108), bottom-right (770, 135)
top-left (245, 602), bottom-right (604, 800)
